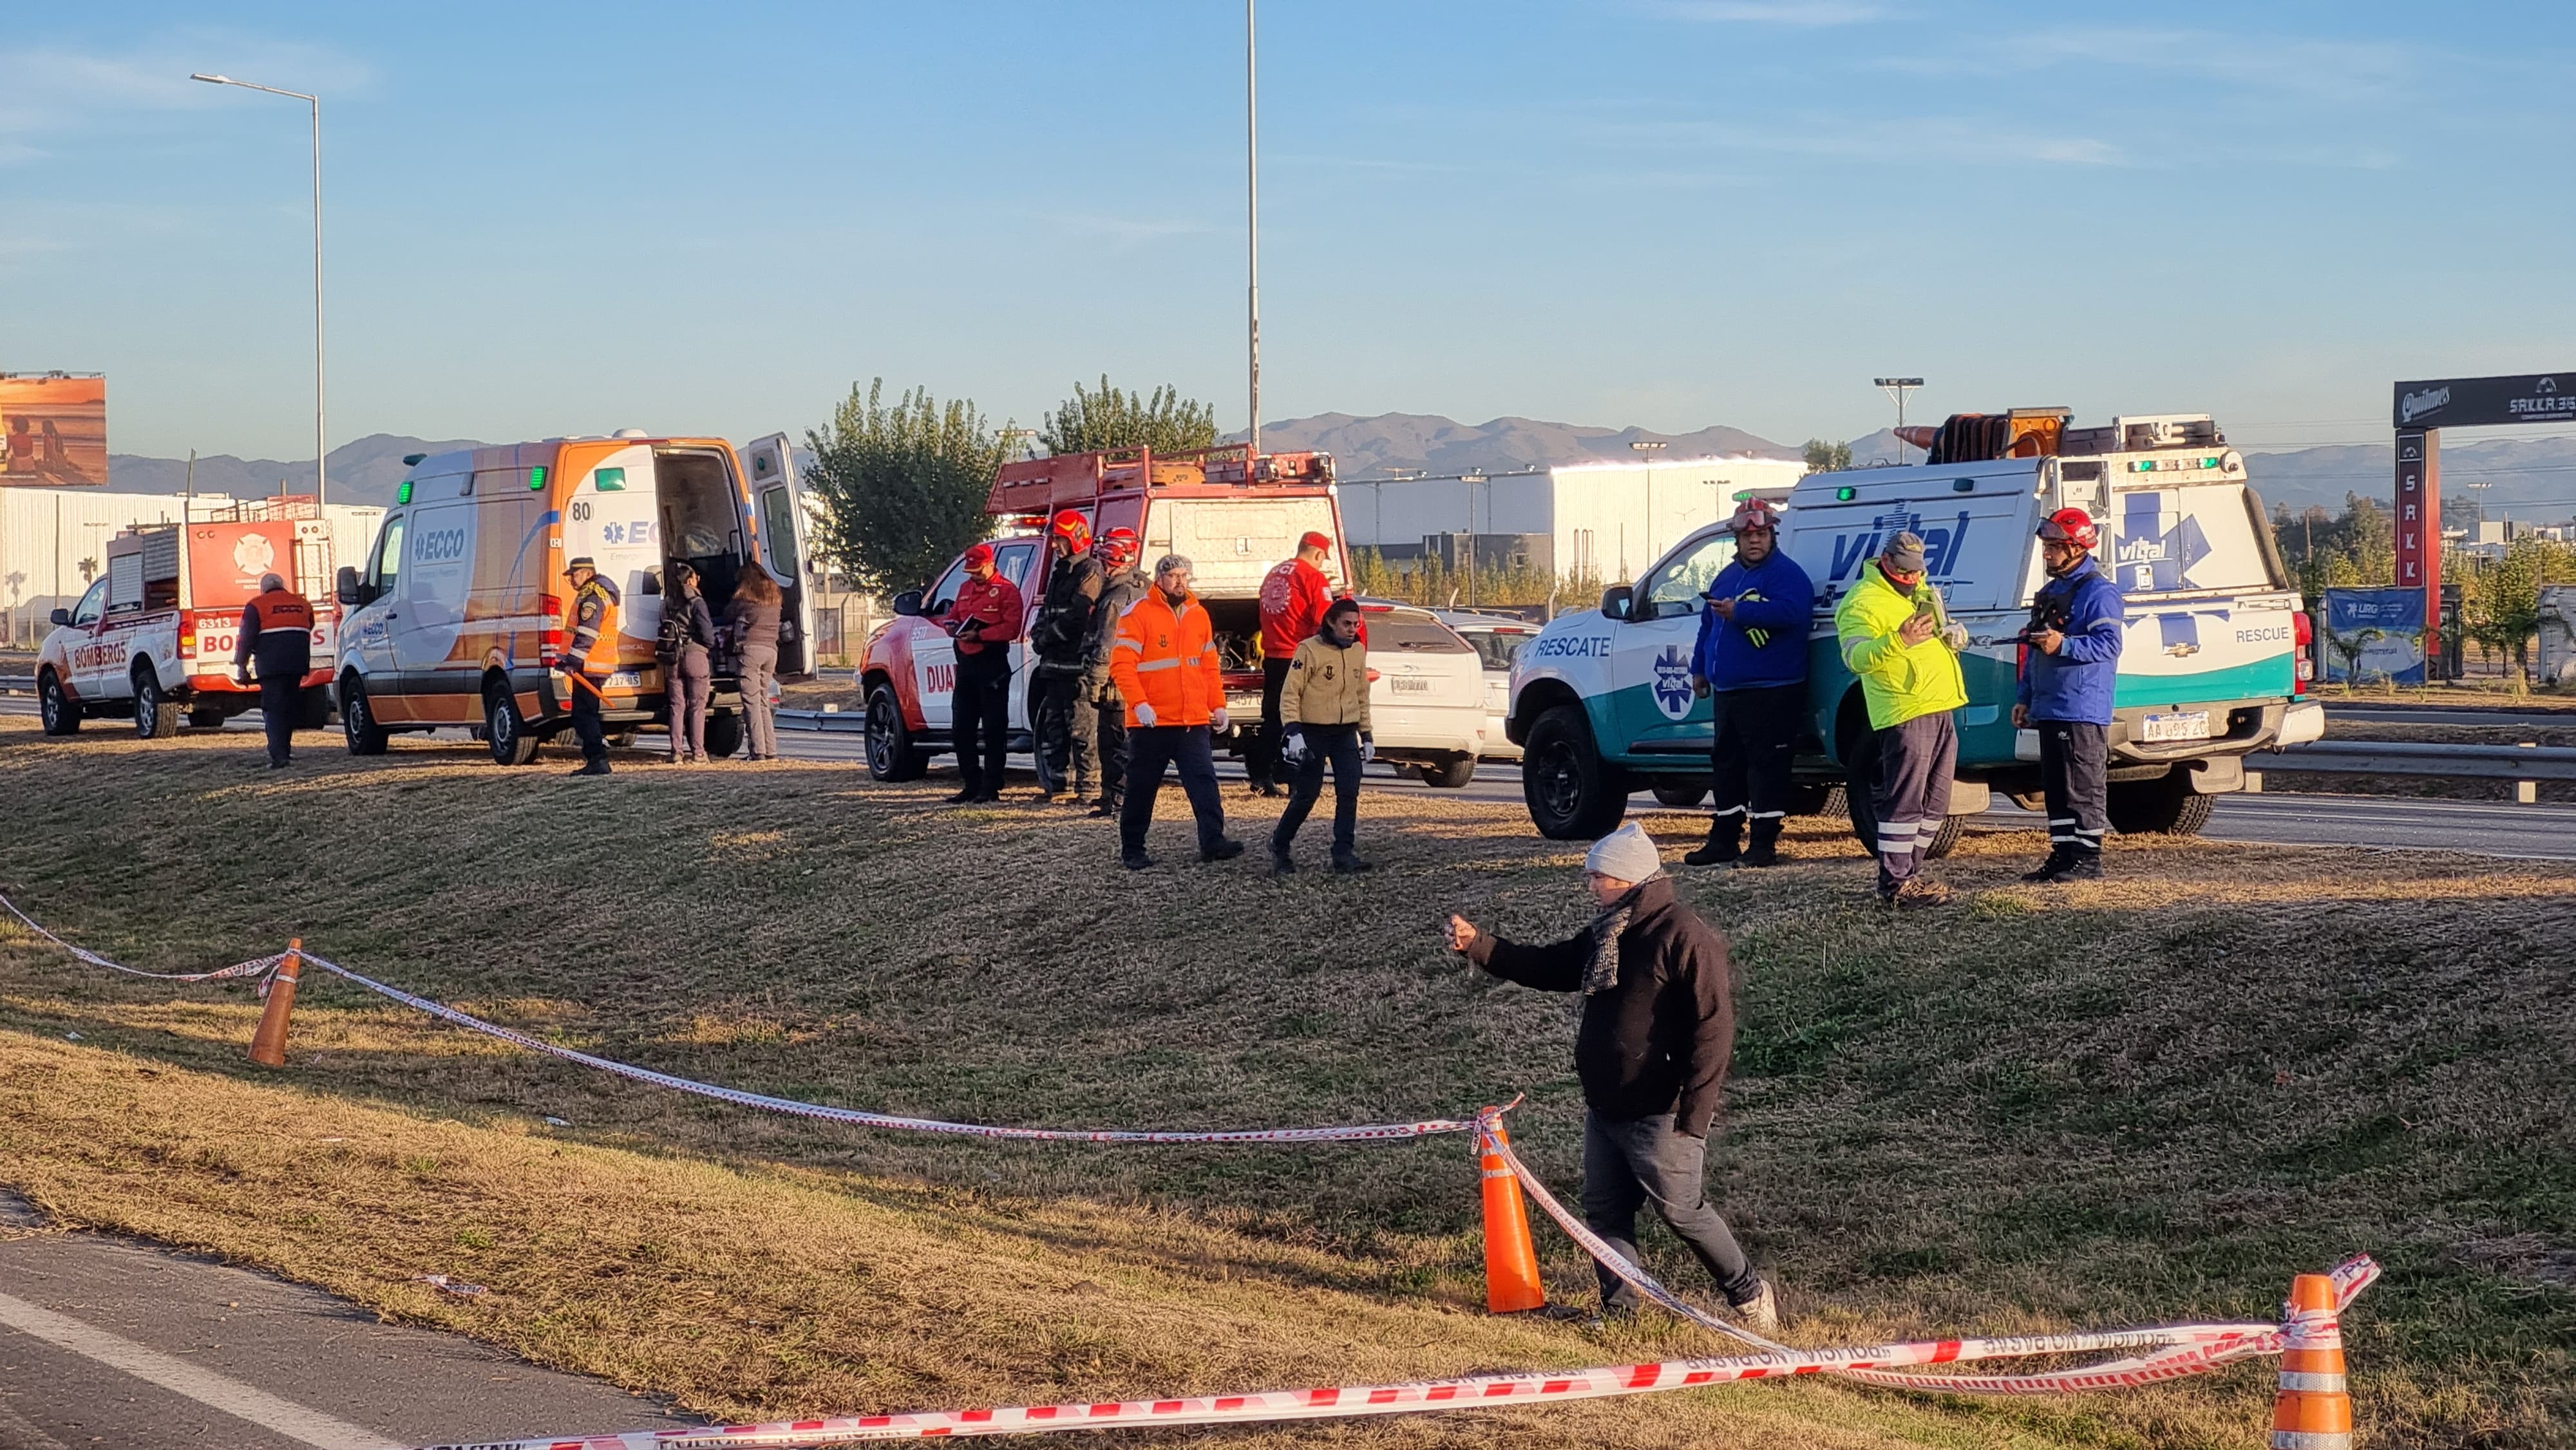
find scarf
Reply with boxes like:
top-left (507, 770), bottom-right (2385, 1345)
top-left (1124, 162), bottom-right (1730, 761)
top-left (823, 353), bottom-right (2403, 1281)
top-left (1583, 874), bottom-right (1661, 995)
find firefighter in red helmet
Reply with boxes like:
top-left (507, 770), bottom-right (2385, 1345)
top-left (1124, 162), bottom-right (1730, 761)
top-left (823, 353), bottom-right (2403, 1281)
top-left (1028, 509), bottom-right (1105, 804)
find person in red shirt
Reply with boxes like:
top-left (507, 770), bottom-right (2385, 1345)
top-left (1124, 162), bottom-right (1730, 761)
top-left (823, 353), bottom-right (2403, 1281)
top-left (943, 542), bottom-right (1024, 803)
top-left (1251, 531), bottom-right (1336, 795)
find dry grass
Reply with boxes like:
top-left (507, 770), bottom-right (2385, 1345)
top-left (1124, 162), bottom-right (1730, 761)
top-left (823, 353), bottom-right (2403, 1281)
top-left (0, 715), bottom-right (2570, 1446)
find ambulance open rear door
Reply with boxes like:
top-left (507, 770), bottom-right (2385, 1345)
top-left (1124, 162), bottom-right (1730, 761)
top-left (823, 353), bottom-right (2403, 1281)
top-left (742, 433), bottom-right (816, 677)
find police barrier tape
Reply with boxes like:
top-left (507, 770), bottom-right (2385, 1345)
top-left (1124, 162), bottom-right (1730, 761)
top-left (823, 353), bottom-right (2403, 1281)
top-left (0, 894), bottom-right (285, 984)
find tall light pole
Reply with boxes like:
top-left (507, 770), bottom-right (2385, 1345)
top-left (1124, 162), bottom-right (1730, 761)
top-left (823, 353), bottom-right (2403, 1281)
top-left (1244, 0), bottom-right (1262, 459)
top-left (1459, 469), bottom-right (1488, 606)
top-left (193, 72), bottom-right (327, 513)
top-left (1874, 377), bottom-right (1923, 466)
top-left (1629, 438), bottom-right (1667, 567)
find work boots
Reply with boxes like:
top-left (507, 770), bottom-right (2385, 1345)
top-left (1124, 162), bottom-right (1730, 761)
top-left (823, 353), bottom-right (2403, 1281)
top-left (1741, 822), bottom-right (1783, 869)
top-left (2020, 848), bottom-right (2073, 883)
top-left (1330, 849), bottom-right (1375, 874)
top-left (2022, 849), bottom-right (2103, 884)
top-left (1683, 817), bottom-right (1743, 867)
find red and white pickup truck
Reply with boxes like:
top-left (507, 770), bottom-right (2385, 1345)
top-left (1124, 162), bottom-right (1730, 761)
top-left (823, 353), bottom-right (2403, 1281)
top-left (858, 442), bottom-right (1347, 780)
top-left (37, 515), bottom-right (339, 739)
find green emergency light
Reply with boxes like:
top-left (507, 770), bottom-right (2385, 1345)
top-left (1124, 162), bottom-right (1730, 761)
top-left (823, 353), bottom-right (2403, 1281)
top-left (395, 481), bottom-right (412, 505)
top-left (594, 467), bottom-right (626, 491)
top-left (1835, 486), bottom-right (1857, 501)
top-left (529, 466), bottom-right (549, 491)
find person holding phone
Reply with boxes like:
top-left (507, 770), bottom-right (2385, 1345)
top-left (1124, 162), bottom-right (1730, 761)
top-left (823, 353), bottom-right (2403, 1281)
top-left (1832, 531), bottom-right (1967, 907)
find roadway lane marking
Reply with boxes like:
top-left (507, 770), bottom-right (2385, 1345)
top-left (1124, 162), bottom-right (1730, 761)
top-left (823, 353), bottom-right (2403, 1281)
top-left (0, 1289), bottom-right (399, 1450)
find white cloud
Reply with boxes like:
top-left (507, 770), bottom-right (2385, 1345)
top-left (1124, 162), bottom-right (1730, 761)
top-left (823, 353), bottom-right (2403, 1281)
top-left (0, 34), bottom-right (374, 166)
top-left (1876, 26), bottom-right (2409, 102)
top-left (1656, 1), bottom-right (1886, 24)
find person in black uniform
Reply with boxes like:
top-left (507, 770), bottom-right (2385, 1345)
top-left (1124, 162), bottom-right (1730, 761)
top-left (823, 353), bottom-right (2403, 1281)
top-left (234, 572), bottom-right (313, 768)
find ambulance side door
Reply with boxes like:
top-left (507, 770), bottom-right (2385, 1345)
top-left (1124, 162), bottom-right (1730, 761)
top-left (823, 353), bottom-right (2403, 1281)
top-left (741, 433), bottom-right (816, 676)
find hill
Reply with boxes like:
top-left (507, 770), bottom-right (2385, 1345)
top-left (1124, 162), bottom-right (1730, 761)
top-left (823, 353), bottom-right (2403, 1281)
top-left (106, 434), bottom-right (488, 509)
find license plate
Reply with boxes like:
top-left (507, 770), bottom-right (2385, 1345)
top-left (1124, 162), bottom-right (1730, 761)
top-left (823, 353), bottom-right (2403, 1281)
top-left (1391, 677), bottom-right (1432, 693)
top-left (2140, 710), bottom-right (2211, 742)
top-left (606, 670), bottom-right (644, 690)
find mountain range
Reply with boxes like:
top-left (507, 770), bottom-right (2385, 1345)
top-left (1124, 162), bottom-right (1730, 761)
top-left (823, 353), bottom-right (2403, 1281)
top-left (98, 414), bottom-right (2576, 523)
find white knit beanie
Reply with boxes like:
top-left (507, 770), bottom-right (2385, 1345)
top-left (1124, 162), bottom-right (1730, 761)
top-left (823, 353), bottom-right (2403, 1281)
top-left (1584, 822), bottom-right (1663, 884)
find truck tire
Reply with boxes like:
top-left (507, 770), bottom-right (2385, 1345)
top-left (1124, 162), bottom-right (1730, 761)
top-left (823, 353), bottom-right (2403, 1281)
top-left (341, 673), bottom-right (390, 756)
top-left (484, 679), bottom-right (542, 766)
top-left (1422, 753), bottom-right (1476, 789)
top-left (1650, 782), bottom-right (1710, 809)
top-left (133, 666), bottom-right (181, 740)
top-left (299, 685), bottom-right (334, 731)
top-left (37, 670), bottom-right (79, 736)
top-left (1522, 703), bottom-right (1631, 840)
top-left (2108, 773), bottom-right (2215, 836)
top-left (866, 679), bottom-right (926, 782)
top-left (1787, 782), bottom-right (1839, 818)
top-left (702, 711), bottom-right (745, 760)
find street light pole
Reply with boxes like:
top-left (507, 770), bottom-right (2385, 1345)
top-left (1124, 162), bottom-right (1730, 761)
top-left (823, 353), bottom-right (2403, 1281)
top-left (1244, 0), bottom-right (1262, 459)
top-left (1459, 470), bottom-right (1488, 607)
top-left (1874, 377), bottom-right (1923, 466)
top-left (1629, 439), bottom-right (1667, 565)
top-left (193, 73), bottom-right (327, 513)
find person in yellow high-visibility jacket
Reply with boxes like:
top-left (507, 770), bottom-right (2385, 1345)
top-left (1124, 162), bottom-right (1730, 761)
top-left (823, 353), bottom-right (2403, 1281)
top-left (1832, 531), bottom-right (1967, 907)
top-left (1109, 553), bottom-right (1243, 871)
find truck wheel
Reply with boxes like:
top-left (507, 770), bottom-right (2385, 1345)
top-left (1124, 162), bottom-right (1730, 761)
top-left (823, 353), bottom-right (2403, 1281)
top-left (341, 673), bottom-right (390, 756)
top-left (1422, 753), bottom-right (1476, 789)
top-left (187, 707), bottom-right (227, 731)
top-left (1924, 814), bottom-right (1968, 860)
top-left (1786, 782), bottom-right (1838, 817)
top-left (1650, 782), bottom-right (1709, 809)
top-left (2108, 773), bottom-right (2215, 836)
top-left (1522, 703), bottom-right (1630, 840)
top-left (37, 671), bottom-right (79, 736)
top-left (866, 680), bottom-right (925, 782)
top-left (299, 685), bottom-right (334, 731)
top-left (701, 711), bottom-right (745, 760)
top-left (133, 667), bottom-right (180, 740)
top-left (484, 680), bottom-right (542, 766)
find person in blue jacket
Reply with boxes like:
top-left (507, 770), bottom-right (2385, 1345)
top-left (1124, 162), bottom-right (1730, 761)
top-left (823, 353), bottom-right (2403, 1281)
top-left (2013, 509), bottom-right (2126, 881)
top-left (1685, 498), bottom-right (1816, 868)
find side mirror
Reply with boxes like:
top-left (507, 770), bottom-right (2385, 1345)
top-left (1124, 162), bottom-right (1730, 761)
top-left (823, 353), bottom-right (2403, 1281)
top-left (1598, 585), bottom-right (1633, 621)
top-left (48, 608), bottom-right (70, 626)
top-left (336, 565), bottom-right (363, 607)
top-left (891, 588), bottom-right (925, 617)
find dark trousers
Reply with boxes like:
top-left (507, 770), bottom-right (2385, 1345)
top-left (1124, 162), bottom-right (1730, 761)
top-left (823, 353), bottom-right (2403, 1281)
top-left (1582, 1112), bottom-right (1759, 1310)
top-left (1032, 669), bottom-right (1093, 796)
top-left (2038, 719), bottom-right (2110, 857)
top-left (950, 651), bottom-right (1012, 794)
top-left (569, 680), bottom-right (609, 766)
top-left (1272, 724), bottom-right (1362, 856)
top-left (258, 675), bottom-right (299, 765)
top-left (667, 648), bottom-right (710, 760)
top-left (1707, 683), bottom-right (1803, 848)
top-left (1249, 657), bottom-right (1291, 786)
top-left (1119, 724), bottom-right (1227, 856)
top-left (1090, 672), bottom-right (1128, 806)
top-left (1872, 711), bottom-right (1956, 892)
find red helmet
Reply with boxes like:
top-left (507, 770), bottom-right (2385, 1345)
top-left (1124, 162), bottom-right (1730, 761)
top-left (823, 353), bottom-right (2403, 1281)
top-left (1725, 497), bottom-right (1783, 534)
top-left (2038, 508), bottom-right (2099, 551)
top-left (1048, 509), bottom-right (1093, 553)
top-left (1094, 527), bottom-right (1141, 567)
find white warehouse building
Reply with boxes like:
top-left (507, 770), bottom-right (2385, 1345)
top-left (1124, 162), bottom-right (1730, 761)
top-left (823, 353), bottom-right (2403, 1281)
top-left (1338, 453), bottom-right (1810, 583)
top-left (1, 487), bottom-right (383, 645)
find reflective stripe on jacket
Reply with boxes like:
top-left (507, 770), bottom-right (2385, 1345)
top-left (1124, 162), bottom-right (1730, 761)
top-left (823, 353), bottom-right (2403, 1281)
top-left (236, 588), bottom-right (315, 679)
top-left (564, 577), bottom-right (623, 677)
top-left (1832, 563), bottom-right (1966, 731)
top-left (1109, 588), bottom-right (1224, 728)
top-left (1281, 633), bottom-right (1370, 730)
top-left (2015, 556), bottom-right (2125, 724)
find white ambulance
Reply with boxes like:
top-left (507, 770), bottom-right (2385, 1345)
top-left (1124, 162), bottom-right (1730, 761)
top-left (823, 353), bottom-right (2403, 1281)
top-left (1506, 410), bottom-right (2325, 842)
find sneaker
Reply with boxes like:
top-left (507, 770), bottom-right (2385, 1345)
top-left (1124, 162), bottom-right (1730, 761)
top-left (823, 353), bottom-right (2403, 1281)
top-left (1730, 1279), bottom-right (1781, 1334)
top-left (1269, 845), bottom-right (1297, 875)
top-left (1202, 838), bottom-right (1247, 863)
top-left (568, 760), bottom-right (611, 777)
top-left (1121, 852), bottom-right (1156, 871)
top-left (2020, 851), bottom-right (2074, 883)
top-left (1683, 827), bottom-right (1742, 868)
top-left (1248, 782), bottom-right (1285, 799)
top-left (1330, 852), bottom-right (1376, 874)
top-left (1887, 879), bottom-right (1953, 909)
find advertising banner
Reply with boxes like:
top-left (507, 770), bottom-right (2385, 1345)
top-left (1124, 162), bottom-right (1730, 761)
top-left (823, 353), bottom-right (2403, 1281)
top-left (2393, 372), bottom-right (2576, 429)
top-left (2321, 587), bottom-right (2427, 686)
top-left (0, 373), bottom-right (108, 487)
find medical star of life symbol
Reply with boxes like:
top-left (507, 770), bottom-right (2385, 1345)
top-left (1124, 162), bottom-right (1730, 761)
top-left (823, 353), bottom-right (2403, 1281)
top-left (1652, 644), bottom-right (1694, 720)
top-left (2116, 491), bottom-right (2211, 592)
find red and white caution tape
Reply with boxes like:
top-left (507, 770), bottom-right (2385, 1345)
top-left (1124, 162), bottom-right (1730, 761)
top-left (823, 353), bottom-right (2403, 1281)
top-left (0, 892), bottom-right (283, 983)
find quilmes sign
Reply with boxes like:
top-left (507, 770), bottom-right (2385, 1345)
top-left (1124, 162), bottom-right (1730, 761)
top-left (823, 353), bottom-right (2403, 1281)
top-left (1824, 507), bottom-right (1974, 581)
top-left (2392, 372), bottom-right (2576, 429)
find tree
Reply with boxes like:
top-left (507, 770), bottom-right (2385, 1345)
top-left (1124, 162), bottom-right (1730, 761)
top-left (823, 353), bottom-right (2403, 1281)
top-left (1038, 377), bottom-right (1219, 456)
top-left (1802, 438), bottom-right (1853, 473)
top-left (2464, 537), bottom-right (2547, 684)
top-left (802, 379), bottom-right (1011, 594)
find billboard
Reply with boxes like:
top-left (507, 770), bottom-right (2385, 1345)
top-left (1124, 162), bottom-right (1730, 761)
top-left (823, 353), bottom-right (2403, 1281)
top-left (2392, 372), bottom-right (2576, 429)
top-left (0, 373), bottom-right (108, 487)
top-left (2320, 587), bottom-right (2427, 686)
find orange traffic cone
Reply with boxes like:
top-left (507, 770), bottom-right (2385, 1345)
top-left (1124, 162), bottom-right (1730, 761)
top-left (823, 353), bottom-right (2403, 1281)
top-left (2271, 1271), bottom-right (2354, 1450)
top-left (1477, 1115), bottom-right (1546, 1313)
top-left (248, 939), bottom-right (304, 1069)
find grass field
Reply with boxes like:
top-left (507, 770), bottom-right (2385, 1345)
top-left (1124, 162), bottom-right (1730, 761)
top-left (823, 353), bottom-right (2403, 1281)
top-left (0, 715), bottom-right (2570, 1447)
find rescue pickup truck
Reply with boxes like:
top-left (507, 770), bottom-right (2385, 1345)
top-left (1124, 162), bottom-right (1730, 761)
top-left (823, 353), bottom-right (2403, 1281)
top-left (37, 513), bottom-right (338, 739)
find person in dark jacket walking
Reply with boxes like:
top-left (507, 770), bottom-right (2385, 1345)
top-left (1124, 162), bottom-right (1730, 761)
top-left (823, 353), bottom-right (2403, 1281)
top-left (233, 572), bottom-right (313, 768)
top-left (726, 569), bottom-right (784, 761)
top-left (1029, 511), bottom-right (1106, 804)
top-left (1444, 822), bottom-right (1778, 1330)
top-left (661, 561), bottom-right (719, 763)
top-left (1081, 528), bottom-right (1147, 819)
top-left (2014, 509), bottom-right (2126, 881)
top-left (1685, 499), bottom-right (1814, 868)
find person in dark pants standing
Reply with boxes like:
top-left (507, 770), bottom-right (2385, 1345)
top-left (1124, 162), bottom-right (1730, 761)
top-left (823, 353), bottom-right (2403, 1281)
top-left (724, 569), bottom-right (784, 760)
top-left (1028, 510), bottom-right (1104, 804)
top-left (943, 542), bottom-right (1023, 804)
top-left (1444, 822), bottom-right (1778, 1330)
top-left (1269, 597), bottom-right (1374, 874)
top-left (1832, 532), bottom-right (1967, 907)
top-left (1082, 528), bottom-right (1147, 819)
top-left (1251, 532), bottom-right (1337, 796)
top-left (1684, 499), bottom-right (1814, 869)
top-left (233, 571), bottom-right (312, 769)
top-left (1112, 554), bottom-right (1242, 869)
top-left (661, 561), bottom-right (718, 763)
top-left (2015, 509), bottom-right (2126, 881)
top-left (556, 556), bottom-right (621, 777)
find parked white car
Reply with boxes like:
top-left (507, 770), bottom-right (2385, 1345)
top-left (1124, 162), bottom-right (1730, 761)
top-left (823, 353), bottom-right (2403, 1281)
top-left (1359, 601), bottom-right (1486, 788)
top-left (1435, 609), bottom-right (1539, 762)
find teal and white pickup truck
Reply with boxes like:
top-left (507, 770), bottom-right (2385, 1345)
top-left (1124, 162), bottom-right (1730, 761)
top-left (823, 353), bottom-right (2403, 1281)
top-left (1505, 411), bottom-right (2325, 842)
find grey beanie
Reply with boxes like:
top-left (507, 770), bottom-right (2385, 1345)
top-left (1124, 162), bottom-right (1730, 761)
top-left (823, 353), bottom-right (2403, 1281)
top-left (1584, 822), bottom-right (1664, 884)
top-left (258, 572), bottom-right (287, 593)
top-left (1880, 531), bottom-right (1927, 572)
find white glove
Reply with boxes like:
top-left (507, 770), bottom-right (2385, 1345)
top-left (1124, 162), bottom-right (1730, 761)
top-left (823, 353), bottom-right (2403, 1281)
top-left (1940, 621), bottom-right (1969, 652)
top-left (1135, 702), bottom-right (1157, 728)
top-left (1360, 732), bottom-right (1375, 765)
top-left (1210, 706), bottom-right (1231, 733)
top-left (1280, 728), bottom-right (1308, 766)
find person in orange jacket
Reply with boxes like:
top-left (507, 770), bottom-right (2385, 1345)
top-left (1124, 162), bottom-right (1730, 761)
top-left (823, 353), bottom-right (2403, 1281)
top-left (1110, 553), bottom-right (1244, 871)
top-left (943, 542), bottom-right (1024, 803)
top-left (233, 571), bottom-right (314, 768)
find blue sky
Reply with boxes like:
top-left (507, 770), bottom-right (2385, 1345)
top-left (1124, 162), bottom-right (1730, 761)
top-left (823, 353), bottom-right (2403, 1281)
top-left (10, 2), bottom-right (2575, 462)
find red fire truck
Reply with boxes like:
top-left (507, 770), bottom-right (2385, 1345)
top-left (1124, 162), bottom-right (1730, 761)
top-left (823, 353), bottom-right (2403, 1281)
top-left (858, 442), bottom-right (1347, 780)
top-left (36, 506), bottom-right (339, 739)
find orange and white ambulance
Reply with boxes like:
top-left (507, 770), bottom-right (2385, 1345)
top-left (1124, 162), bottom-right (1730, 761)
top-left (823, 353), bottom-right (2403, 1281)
top-left (334, 431), bottom-right (812, 763)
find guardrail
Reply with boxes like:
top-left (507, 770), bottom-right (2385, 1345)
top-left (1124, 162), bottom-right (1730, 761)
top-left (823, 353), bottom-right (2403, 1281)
top-left (775, 707), bottom-right (864, 734)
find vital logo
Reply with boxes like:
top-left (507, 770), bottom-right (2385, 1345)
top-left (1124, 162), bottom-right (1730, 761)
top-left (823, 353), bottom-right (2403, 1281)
top-left (1824, 509), bottom-right (1973, 581)
top-left (1651, 644), bottom-right (1694, 720)
top-left (2117, 492), bottom-right (2211, 592)
top-left (2398, 386), bottom-right (2452, 424)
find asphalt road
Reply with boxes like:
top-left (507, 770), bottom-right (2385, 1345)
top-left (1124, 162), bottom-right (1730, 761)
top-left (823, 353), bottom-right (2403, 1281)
top-left (2324, 704), bottom-right (2572, 729)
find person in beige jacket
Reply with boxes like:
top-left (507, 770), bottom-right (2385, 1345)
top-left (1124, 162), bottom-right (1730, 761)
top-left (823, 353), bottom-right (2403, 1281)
top-left (1269, 598), bottom-right (1374, 875)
